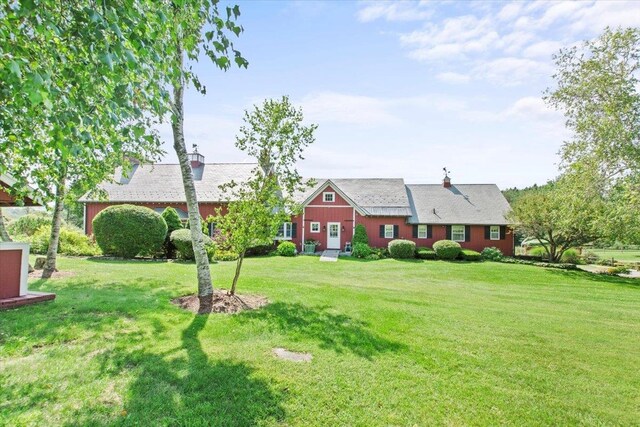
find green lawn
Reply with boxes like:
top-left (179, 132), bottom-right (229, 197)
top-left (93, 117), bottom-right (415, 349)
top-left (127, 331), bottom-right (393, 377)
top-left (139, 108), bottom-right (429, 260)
top-left (591, 248), bottom-right (640, 263)
top-left (1, 256), bottom-right (639, 426)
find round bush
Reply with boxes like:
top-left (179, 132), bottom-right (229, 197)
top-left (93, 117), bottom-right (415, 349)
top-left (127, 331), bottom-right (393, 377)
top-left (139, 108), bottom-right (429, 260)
top-left (433, 240), bottom-right (461, 260)
top-left (161, 207), bottom-right (183, 258)
top-left (481, 247), bottom-right (503, 261)
top-left (277, 241), bottom-right (297, 257)
top-left (388, 239), bottom-right (416, 259)
top-left (352, 242), bottom-right (372, 259)
top-left (416, 247), bottom-right (436, 260)
top-left (170, 228), bottom-right (215, 261)
top-left (560, 248), bottom-right (580, 264)
top-left (460, 249), bottom-right (482, 261)
top-left (93, 204), bottom-right (167, 258)
top-left (353, 224), bottom-right (369, 246)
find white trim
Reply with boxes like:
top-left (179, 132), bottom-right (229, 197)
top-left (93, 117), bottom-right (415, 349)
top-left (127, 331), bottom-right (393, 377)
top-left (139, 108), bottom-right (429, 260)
top-left (83, 204), bottom-right (87, 234)
top-left (327, 222), bottom-right (341, 249)
top-left (310, 222), bottom-right (320, 233)
top-left (451, 224), bottom-right (465, 242)
top-left (417, 224), bottom-right (428, 239)
top-left (301, 208), bottom-right (305, 250)
top-left (384, 224), bottom-right (394, 239)
top-left (490, 225), bottom-right (500, 240)
top-left (323, 192), bottom-right (335, 203)
top-left (0, 242), bottom-right (30, 296)
top-left (275, 222), bottom-right (293, 240)
top-left (301, 180), bottom-right (367, 216)
top-left (306, 205), bottom-right (353, 208)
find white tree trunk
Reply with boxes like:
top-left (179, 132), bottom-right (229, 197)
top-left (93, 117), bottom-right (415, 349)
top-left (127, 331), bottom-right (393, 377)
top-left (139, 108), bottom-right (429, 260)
top-left (0, 207), bottom-right (11, 242)
top-left (42, 173), bottom-right (66, 278)
top-left (171, 41), bottom-right (214, 313)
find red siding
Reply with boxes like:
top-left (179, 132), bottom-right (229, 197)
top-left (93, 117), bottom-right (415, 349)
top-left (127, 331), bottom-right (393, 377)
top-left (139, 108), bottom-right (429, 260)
top-left (291, 205), bottom-right (355, 251)
top-left (84, 202), bottom-right (225, 235)
top-left (0, 250), bottom-right (22, 299)
top-left (307, 185), bottom-right (350, 206)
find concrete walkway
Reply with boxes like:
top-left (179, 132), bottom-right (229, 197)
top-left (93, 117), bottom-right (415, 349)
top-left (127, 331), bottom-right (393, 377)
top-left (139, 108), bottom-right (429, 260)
top-left (319, 250), bottom-right (340, 262)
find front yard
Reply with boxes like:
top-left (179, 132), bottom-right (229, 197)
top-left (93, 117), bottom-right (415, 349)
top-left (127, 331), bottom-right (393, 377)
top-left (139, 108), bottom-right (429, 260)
top-left (1, 256), bottom-right (639, 425)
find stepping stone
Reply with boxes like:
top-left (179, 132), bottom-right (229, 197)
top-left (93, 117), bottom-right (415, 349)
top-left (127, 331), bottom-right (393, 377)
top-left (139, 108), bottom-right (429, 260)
top-left (319, 250), bottom-right (339, 262)
top-left (273, 348), bottom-right (312, 362)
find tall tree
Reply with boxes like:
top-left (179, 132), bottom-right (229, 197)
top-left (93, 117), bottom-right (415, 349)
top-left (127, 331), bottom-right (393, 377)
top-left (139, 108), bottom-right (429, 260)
top-left (216, 96), bottom-right (317, 295)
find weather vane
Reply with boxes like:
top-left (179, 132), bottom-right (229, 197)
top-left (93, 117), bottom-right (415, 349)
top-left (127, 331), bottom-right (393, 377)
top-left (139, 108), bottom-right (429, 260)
top-left (192, 144), bottom-right (199, 153)
top-left (443, 167), bottom-right (451, 177)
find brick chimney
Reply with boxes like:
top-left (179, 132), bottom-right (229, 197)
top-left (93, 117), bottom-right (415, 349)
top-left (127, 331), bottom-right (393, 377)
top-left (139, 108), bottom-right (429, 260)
top-left (188, 144), bottom-right (205, 168)
top-left (442, 167), bottom-right (451, 188)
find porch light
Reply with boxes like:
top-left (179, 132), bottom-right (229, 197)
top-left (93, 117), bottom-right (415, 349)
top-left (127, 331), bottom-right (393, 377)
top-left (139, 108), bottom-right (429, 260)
top-left (323, 225), bottom-right (326, 231)
top-left (341, 225), bottom-right (345, 232)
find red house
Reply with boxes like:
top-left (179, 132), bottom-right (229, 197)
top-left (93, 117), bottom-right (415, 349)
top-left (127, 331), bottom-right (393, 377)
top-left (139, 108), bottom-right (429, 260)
top-left (80, 153), bottom-right (514, 255)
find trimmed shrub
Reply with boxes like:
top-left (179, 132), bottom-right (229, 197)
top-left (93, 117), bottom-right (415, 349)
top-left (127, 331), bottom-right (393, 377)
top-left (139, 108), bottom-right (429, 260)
top-left (460, 249), bottom-right (482, 261)
top-left (388, 239), bottom-right (416, 259)
top-left (416, 247), bottom-right (436, 260)
top-left (433, 240), bottom-right (461, 260)
top-left (8, 213), bottom-right (55, 237)
top-left (245, 243), bottom-right (277, 257)
top-left (352, 242), bottom-right (372, 259)
top-left (481, 247), bottom-right (503, 261)
top-left (161, 207), bottom-right (183, 258)
top-left (277, 241), bottom-right (296, 257)
top-left (28, 225), bottom-right (100, 256)
top-left (560, 249), bottom-right (580, 264)
top-left (353, 224), bottom-right (369, 246)
top-left (170, 228), bottom-right (215, 261)
top-left (93, 204), bottom-right (167, 258)
top-left (365, 254), bottom-right (380, 260)
top-left (371, 247), bottom-right (389, 259)
top-left (214, 250), bottom-right (239, 261)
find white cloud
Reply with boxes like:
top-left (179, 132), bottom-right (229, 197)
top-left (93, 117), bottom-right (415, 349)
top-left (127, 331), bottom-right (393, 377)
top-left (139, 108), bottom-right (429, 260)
top-left (472, 57), bottom-right (553, 86)
top-left (356, 1), bottom-right (432, 23)
top-left (436, 71), bottom-right (471, 84)
top-left (522, 40), bottom-right (564, 58)
top-left (299, 92), bottom-right (401, 126)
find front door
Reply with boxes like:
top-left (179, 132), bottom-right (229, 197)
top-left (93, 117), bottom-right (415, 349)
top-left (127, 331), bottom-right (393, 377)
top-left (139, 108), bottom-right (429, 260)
top-left (327, 222), bottom-right (341, 249)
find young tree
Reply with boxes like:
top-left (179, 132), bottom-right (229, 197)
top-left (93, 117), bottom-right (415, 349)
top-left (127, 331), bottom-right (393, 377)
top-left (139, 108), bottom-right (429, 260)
top-left (508, 171), bottom-right (605, 262)
top-left (215, 96), bottom-right (317, 295)
top-left (0, 208), bottom-right (11, 242)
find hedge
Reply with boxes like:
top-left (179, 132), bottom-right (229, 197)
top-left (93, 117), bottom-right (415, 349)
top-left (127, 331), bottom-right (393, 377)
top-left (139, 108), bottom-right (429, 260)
top-left (388, 239), bottom-right (416, 259)
top-left (93, 204), bottom-right (167, 258)
top-left (352, 242), bottom-right (372, 258)
top-left (481, 247), bottom-right (503, 261)
top-left (459, 249), bottom-right (482, 261)
top-left (161, 207), bottom-right (183, 258)
top-left (8, 213), bottom-right (55, 237)
top-left (416, 247), bottom-right (436, 260)
top-left (353, 224), bottom-right (369, 246)
top-left (28, 225), bottom-right (100, 256)
top-left (433, 240), bottom-right (461, 260)
top-left (170, 228), bottom-right (215, 261)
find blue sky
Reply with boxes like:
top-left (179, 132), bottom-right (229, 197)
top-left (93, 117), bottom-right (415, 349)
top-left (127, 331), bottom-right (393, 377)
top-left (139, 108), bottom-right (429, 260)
top-left (157, 0), bottom-right (640, 188)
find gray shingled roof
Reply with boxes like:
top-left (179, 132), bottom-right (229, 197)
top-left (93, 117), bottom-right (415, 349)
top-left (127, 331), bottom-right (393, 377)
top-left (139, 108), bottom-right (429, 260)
top-left (299, 178), bottom-right (412, 216)
top-left (79, 163), bottom-right (258, 203)
top-left (406, 184), bottom-right (510, 225)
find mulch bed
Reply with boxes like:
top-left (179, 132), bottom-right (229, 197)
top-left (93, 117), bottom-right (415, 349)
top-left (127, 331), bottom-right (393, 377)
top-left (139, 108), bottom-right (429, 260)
top-left (28, 270), bottom-right (76, 280)
top-left (171, 290), bottom-right (269, 314)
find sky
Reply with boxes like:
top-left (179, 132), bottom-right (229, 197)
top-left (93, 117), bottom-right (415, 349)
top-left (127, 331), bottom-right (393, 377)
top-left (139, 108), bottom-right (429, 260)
top-left (156, 0), bottom-right (640, 189)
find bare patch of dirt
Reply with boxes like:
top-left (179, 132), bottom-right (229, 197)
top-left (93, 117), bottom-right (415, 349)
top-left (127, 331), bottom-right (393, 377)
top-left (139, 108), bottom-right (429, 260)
top-left (273, 348), bottom-right (313, 362)
top-left (171, 290), bottom-right (268, 314)
top-left (28, 270), bottom-right (76, 280)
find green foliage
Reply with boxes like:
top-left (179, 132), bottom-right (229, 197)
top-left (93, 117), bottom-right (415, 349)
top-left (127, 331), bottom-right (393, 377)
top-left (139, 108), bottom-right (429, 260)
top-left (433, 240), bottom-right (462, 260)
top-left (353, 224), bottom-right (369, 246)
top-left (245, 244), bottom-right (277, 257)
top-left (388, 239), bottom-right (416, 259)
top-left (213, 250), bottom-right (239, 262)
top-left (561, 249), bottom-right (581, 264)
top-left (352, 243), bottom-right (373, 259)
top-left (161, 207), bottom-right (183, 258)
top-left (601, 266), bottom-right (631, 276)
top-left (7, 213), bottom-right (54, 237)
top-left (529, 246), bottom-right (549, 258)
top-left (93, 205), bottom-right (167, 258)
top-left (170, 229), bottom-right (215, 261)
top-left (581, 251), bottom-right (600, 264)
top-left (365, 254), bottom-right (380, 260)
top-left (28, 225), bottom-right (99, 256)
top-left (416, 247), bottom-right (436, 260)
top-left (459, 249), bottom-right (482, 262)
top-left (277, 241), bottom-right (296, 257)
top-left (481, 247), bottom-right (504, 261)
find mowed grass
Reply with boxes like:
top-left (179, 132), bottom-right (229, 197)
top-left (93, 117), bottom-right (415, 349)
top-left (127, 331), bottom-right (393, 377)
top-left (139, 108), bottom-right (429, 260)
top-left (1, 256), bottom-right (639, 426)
top-left (591, 248), bottom-right (640, 263)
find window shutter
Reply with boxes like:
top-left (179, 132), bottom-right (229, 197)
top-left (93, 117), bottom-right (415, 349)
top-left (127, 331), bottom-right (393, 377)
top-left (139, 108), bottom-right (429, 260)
top-left (484, 226), bottom-right (490, 240)
top-left (446, 225), bottom-right (452, 240)
top-left (379, 225), bottom-right (385, 238)
top-left (500, 225), bottom-right (506, 240)
top-left (394, 225), bottom-right (399, 238)
top-left (427, 225), bottom-right (432, 239)
top-left (291, 223), bottom-right (297, 238)
top-left (465, 225), bottom-right (471, 242)
top-left (412, 225), bottom-right (418, 238)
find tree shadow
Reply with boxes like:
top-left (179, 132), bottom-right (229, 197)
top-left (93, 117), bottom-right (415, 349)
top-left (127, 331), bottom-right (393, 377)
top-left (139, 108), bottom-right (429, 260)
top-left (547, 268), bottom-right (639, 288)
top-left (238, 302), bottom-right (405, 359)
top-left (64, 315), bottom-right (285, 426)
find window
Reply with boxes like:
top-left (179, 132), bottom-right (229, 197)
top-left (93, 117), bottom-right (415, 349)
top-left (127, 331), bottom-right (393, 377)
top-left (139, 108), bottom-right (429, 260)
top-left (310, 222), bottom-right (320, 233)
top-left (451, 225), bottom-right (465, 242)
top-left (417, 224), bottom-right (428, 239)
top-left (384, 224), bottom-right (394, 239)
top-left (490, 225), bottom-right (500, 240)
top-left (276, 222), bottom-right (293, 240)
top-left (323, 192), bottom-right (335, 202)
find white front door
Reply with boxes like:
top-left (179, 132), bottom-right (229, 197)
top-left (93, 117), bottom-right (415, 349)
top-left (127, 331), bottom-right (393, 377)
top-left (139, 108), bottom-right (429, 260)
top-left (327, 222), bottom-right (341, 249)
